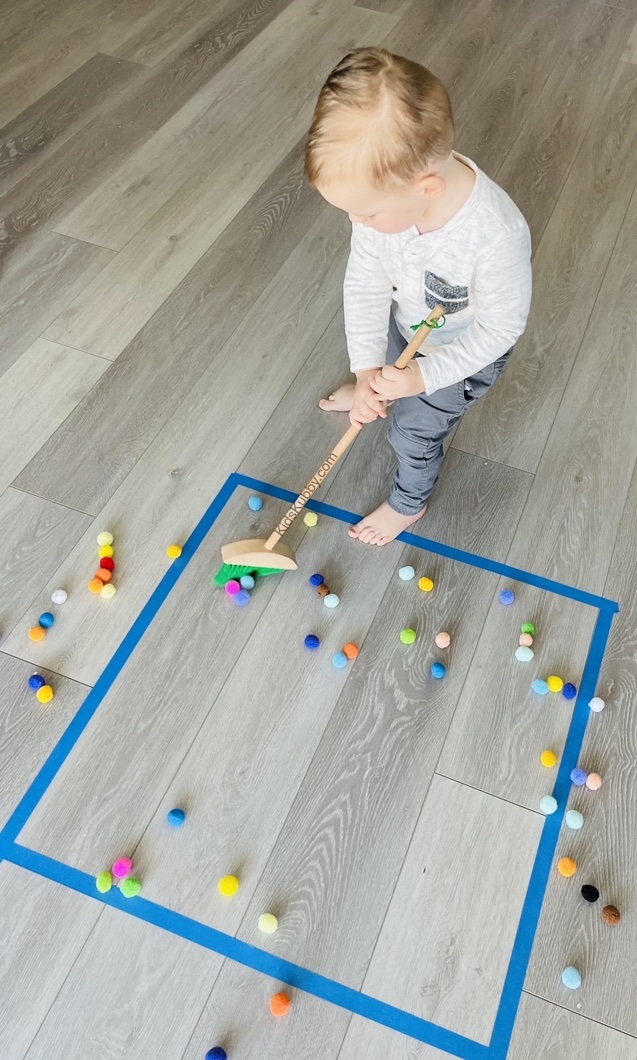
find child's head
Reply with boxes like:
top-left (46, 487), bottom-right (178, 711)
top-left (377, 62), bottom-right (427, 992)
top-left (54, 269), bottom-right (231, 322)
top-left (305, 48), bottom-right (454, 234)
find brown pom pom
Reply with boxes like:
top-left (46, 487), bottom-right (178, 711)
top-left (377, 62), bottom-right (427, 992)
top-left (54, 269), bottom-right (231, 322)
top-left (315, 583), bottom-right (330, 597)
top-left (602, 904), bottom-right (620, 925)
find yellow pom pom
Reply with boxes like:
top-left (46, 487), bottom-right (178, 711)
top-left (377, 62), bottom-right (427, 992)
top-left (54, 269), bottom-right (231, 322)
top-left (557, 856), bottom-right (576, 877)
top-left (36, 685), bottom-right (53, 704)
top-left (218, 875), bottom-right (239, 897)
top-left (98, 545), bottom-right (114, 558)
top-left (100, 583), bottom-right (116, 599)
top-left (28, 626), bottom-right (46, 641)
top-left (540, 749), bottom-right (557, 768)
top-left (166, 544), bottom-right (182, 559)
top-left (418, 577), bottom-right (434, 592)
top-left (303, 511), bottom-right (318, 527)
top-left (547, 675), bottom-right (564, 693)
top-left (96, 532), bottom-right (113, 547)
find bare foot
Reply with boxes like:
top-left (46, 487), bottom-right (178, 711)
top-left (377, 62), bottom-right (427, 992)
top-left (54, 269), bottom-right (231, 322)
top-left (319, 382), bottom-right (355, 412)
top-left (348, 500), bottom-right (427, 545)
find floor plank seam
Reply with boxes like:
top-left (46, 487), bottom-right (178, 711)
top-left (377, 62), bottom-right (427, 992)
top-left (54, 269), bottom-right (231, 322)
top-left (448, 440), bottom-right (536, 477)
top-left (433, 769), bottom-right (544, 818)
top-left (8, 484), bottom-right (93, 517)
top-left (0, 650), bottom-right (92, 690)
top-left (50, 229), bottom-right (117, 252)
top-left (521, 987), bottom-right (637, 1040)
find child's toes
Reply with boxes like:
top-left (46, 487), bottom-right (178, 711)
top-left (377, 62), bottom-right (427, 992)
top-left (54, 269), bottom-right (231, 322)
top-left (318, 395), bottom-right (335, 410)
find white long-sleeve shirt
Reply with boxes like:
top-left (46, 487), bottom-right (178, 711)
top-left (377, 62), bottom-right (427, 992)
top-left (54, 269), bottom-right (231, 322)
top-left (343, 153), bottom-right (532, 395)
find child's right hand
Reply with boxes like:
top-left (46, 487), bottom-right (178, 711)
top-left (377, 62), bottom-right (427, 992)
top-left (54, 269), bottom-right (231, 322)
top-left (351, 369), bottom-right (387, 429)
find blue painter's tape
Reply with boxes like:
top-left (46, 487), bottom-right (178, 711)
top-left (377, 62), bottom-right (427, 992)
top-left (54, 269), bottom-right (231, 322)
top-left (0, 840), bottom-right (490, 1060)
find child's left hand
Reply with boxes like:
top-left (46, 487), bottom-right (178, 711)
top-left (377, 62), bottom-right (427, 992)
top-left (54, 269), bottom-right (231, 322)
top-left (369, 361), bottom-right (425, 401)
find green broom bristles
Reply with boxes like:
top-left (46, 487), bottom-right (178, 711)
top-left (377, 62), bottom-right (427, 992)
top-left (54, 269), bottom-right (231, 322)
top-left (212, 562), bottom-right (285, 587)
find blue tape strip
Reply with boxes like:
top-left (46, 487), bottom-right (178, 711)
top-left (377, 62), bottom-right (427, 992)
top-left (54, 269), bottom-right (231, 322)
top-left (489, 605), bottom-right (616, 1055)
top-left (0, 840), bottom-right (490, 1060)
top-left (233, 473), bottom-right (619, 614)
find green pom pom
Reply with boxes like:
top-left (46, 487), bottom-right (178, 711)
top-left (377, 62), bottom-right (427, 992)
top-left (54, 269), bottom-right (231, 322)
top-left (520, 622), bottom-right (535, 635)
top-left (96, 871), bottom-right (112, 893)
top-left (120, 876), bottom-right (141, 898)
top-left (400, 628), bottom-right (416, 644)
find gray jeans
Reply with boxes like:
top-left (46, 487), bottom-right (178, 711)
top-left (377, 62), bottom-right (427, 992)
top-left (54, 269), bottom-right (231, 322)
top-left (385, 314), bottom-right (512, 515)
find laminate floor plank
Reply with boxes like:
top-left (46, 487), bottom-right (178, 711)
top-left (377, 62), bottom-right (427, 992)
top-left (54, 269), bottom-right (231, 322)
top-left (0, 53), bottom-right (144, 198)
top-left (0, 232), bottom-right (114, 378)
top-left (623, 21), bottom-right (637, 61)
top-left (453, 61), bottom-right (637, 472)
top-left (0, 489), bottom-right (91, 640)
top-left (0, 339), bottom-right (107, 494)
top-left (508, 992), bottom-right (637, 1059)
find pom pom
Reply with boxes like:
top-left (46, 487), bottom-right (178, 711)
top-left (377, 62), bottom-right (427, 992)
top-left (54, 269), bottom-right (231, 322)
top-left (112, 857), bottom-right (132, 879)
top-left (205, 1049), bottom-right (227, 1060)
top-left (400, 628), bottom-right (416, 644)
top-left (309, 573), bottom-right (324, 586)
top-left (332, 652), bottom-right (347, 669)
top-left (546, 675), bottom-right (563, 693)
top-left (557, 857), bottom-right (576, 877)
top-left (269, 993), bottom-right (290, 1017)
top-left (36, 685), bottom-right (53, 704)
top-left (562, 682), bottom-right (577, 700)
top-left (28, 625), bottom-right (46, 641)
top-left (99, 557), bottom-right (115, 571)
top-left (38, 612), bottom-right (54, 629)
top-left (248, 496), bottom-right (262, 511)
top-left (98, 544), bottom-right (114, 558)
top-left (519, 633), bottom-right (533, 647)
top-left (51, 589), bottom-right (67, 605)
top-left (431, 661), bottom-right (446, 679)
top-left (342, 642), bottom-right (358, 659)
top-left (120, 876), bottom-right (141, 898)
top-left (166, 544), bottom-right (182, 559)
top-left (539, 795), bottom-right (558, 815)
top-left (586, 772), bottom-right (602, 790)
top-left (88, 578), bottom-right (103, 594)
top-left (399, 565), bottom-right (415, 581)
top-left (100, 584), bottom-right (116, 599)
top-left (28, 673), bottom-right (45, 691)
top-left (258, 913), bottom-right (278, 934)
top-left (602, 904), bottom-right (620, 925)
top-left (324, 593), bottom-right (340, 608)
top-left (581, 884), bottom-right (599, 903)
top-left (166, 808), bottom-right (185, 827)
top-left (95, 871), bottom-right (112, 893)
top-left (224, 580), bottom-right (240, 595)
top-left (418, 576), bottom-right (434, 592)
top-left (95, 568), bottom-right (112, 583)
top-left (303, 511), bottom-right (318, 527)
top-left (96, 532), bottom-right (113, 546)
top-left (520, 622), bottom-right (535, 635)
top-left (239, 575), bottom-right (255, 590)
top-left (499, 589), bottom-right (515, 605)
top-left (532, 679), bottom-right (549, 695)
top-left (435, 632), bottom-right (450, 649)
top-left (315, 583), bottom-right (330, 598)
top-left (218, 875), bottom-right (239, 897)
top-left (570, 768), bottom-right (587, 786)
top-left (233, 590), bottom-right (250, 606)
top-left (515, 646), bottom-right (534, 662)
top-left (565, 809), bottom-right (584, 830)
top-left (540, 750), bottom-right (557, 767)
top-left (561, 966), bottom-right (581, 989)
top-left (588, 696), bottom-right (605, 713)
top-left (304, 634), bottom-right (320, 650)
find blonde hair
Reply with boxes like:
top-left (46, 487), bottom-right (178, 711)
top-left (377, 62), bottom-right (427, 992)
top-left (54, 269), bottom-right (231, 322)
top-left (305, 48), bottom-right (454, 189)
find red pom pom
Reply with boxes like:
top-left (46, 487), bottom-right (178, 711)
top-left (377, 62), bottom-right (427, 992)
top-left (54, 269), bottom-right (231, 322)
top-left (100, 557), bottom-right (115, 571)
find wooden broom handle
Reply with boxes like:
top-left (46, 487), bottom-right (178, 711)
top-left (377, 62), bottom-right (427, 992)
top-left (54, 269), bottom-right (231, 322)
top-left (264, 304), bottom-right (445, 551)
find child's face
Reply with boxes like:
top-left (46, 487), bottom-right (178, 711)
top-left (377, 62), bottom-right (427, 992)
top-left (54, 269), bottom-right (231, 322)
top-left (317, 173), bottom-right (443, 234)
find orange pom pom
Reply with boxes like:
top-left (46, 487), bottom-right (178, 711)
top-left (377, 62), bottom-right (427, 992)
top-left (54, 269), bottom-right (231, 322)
top-left (558, 857), bottom-right (576, 877)
top-left (269, 992), bottom-right (290, 1017)
top-left (342, 643), bottom-right (358, 659)
top-left (94, 568), bottom-right (112, 583)
top-left (88, 577), bottom-right (103, 594)
top-left (28, 626), bottom-right (46, 641)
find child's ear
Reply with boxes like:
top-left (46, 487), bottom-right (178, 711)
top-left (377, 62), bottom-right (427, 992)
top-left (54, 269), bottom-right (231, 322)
top-left (416, 172), bottom-right (446, 200)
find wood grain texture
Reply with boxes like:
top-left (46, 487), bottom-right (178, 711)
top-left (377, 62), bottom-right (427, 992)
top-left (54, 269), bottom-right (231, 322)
top-left (0, 339), bottom-right (106, 494)
top-left (509, 992), bottom-right (637, 1059)
top-left (0, 862), bottom-right (101, 1060)
top-left (0, 488), bottom-right (91, 640)
top-left (339, 1015), bottom-right (452, 1060)
top-left (0, 232), bottom-right (113, 378)
top-left (623, 21), bottom-right (637, 62)
top-left (453, 61), bottom-right (637, 473)
top-left (0, 52), bottom-right (143, 197)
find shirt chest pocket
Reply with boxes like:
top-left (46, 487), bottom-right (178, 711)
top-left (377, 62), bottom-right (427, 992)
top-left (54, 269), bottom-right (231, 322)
top-left (423, 270), bottom-right (469, 315)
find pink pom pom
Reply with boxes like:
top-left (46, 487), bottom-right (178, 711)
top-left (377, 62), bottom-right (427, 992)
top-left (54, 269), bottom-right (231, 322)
top-left (585, 772), bottom-right (603, 791)
top-left (224, 580), bottom-right (241, 596)
top-left (112, 857), bottom-right (132, 879)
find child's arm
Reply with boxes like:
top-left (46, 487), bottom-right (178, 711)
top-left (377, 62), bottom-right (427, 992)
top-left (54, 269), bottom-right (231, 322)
top-left (344, 224), bottom-right (395, 427)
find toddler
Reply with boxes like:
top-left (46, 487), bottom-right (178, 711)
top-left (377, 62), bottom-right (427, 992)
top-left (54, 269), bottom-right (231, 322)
top-left (304, 48), bottom-right (532, 544)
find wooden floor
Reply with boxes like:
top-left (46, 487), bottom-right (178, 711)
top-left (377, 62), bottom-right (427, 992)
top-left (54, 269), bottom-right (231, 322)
top-left (1, 0), bottom-right (637, 1057)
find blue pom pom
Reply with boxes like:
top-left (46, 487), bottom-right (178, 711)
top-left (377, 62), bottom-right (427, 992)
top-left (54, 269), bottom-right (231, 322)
top-left (167, 808), bottom-right (186, 827)
top-left (499, 589), bottom-right (515, 605)
top-left (431, 661), bottom-right (446, 679)
top-left (561, 966), bottom-right (581, 989)
top-left (205, 1049), bottom-right (228, 1060)
top-left (304, 634), bottom-right (320, 650)
top-left (28, 673), bottom-right (46, 691)
top-left (562, 682), bottom-right (577, 700)
top-left (38, 612), bottom-right (55, 629)
top-left (248, 496), bottom-right (262, 511)
top-left (239, 574), bottom-right (255, 590)
top-left (332, 651), bottom-right (347, 669)
top-left (532, 679), bottom-right (549, 695)
top-left (233, 590), bottom-right (250, 606)
top-left (309, 573), bottom-right (324, 587)
top-left (570, 767), bottom-right (588, 786)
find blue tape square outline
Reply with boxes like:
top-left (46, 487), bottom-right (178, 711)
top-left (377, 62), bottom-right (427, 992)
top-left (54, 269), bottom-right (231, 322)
top-left (0, 472), bottom-right (618, 1060)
